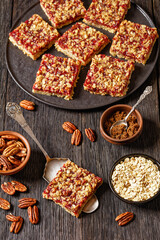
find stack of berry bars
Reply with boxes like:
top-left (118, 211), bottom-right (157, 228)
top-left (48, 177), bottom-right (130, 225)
top-left (84, 55), bottom-right (135, 97)
top-left (9, 14), bottom-right (60, 60)
top-left (83, 0), bottom-right (131, 33)
top-left (43, 160), bottom-right (103, 217)
top-left (55, 22), bottom-right (110, 66)
top-left (40, 0), bottom-right (86, 29)
top-left (32, 54), bottom-right (81, 100)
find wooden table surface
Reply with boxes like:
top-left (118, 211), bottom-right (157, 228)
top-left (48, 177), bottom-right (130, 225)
top-left (0, 0), bottom-right (160, 239)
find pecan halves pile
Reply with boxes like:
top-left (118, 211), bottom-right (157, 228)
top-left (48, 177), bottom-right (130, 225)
top-left (0, 134), bottom-right (27, 171)
top-left (115, 212), bottom-right (134, 226)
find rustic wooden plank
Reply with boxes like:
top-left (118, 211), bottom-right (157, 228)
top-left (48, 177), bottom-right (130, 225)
top-left (0, 0), bottom-right (160, 240)
top-left (152, 0), bottom-right (160, 119)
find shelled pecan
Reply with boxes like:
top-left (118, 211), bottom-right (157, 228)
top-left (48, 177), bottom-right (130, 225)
top-left (10, 217), bottom-right (23, 234)
top-left (0, 138), bottom-right (5, 148)
top-left (6, 214), bottom-right (21, 222)
top-left (0, 155), bottom-right (13, 170)
top-left (1, 135), bottom-right (18, 140)
top-left (71, 129), bottom-right (82, 146)
top-left (11, 181), bottom-right (27, 192)
top-left (62, 122), bottom-right (77, 133)
top-left (20, 100), bottom-right (35, 110)
top-left (1, 182), bottom-right (16, 195)
top-left (8, 156), bottom-right (21, 166)
top-left (3, 144), bottom-right (20, 157)
top-left (85, 128), bottom-right (96, 142)
top-left (28, 205), bottom-right (39, 224)
top-left (115, 212), bottom-right (134, 226)
top-left (0, 198), bottom-right (10, 210)
top-left (18, 198), bottom-right (36, 208)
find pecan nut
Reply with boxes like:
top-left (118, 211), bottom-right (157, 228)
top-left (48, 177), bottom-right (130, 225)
top-left (10, 221), bottom-right (16, 233)
top-left (71, 129), bottom-right (82, 146)
top-left (0, 155), bottom-right (13, 170)
top-left (16, 148), bottom-right (27, 157)
top-left (0, 197), bottom-right (10, 210)
top-left (11, 181), bottom-right (27, 192)
top-left (3, 144), bottom-right (20, 157)
top-left (20, 100), bottom-right (35, 110)
top-left (115, 212), bottom-right (134, 226)
top-left (16, 141), bottom-right (24, 148)
top-left (0, 138), bottom-right (5, 148)
top-left (18, 198), bottom-right (36, 208)
top-left (28, 205), bottom-right (39, 224)
top-left (6, 213), bottom-right (21, 222)
top-left (10, 217), bottom-right (23, 234)
top-left (85, 128), bottom-right (96, 142)
top-left (62, 122), bottom-right (77, 133)
top-left (1, 135), bottom-right (18, 140)
top-left (1, 182), bottom-right (16, 195)
top-left (6, 140), bottom-right (16, 146)
top-left (8, 156), bottom-right (21, 166)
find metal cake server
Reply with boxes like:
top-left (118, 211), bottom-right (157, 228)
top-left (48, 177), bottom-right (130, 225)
top-left (6, 102), bottom-right (99, 213)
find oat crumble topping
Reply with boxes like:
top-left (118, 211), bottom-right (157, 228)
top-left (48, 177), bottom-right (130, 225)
top-left (55, 22), bottom-right (110, 65)
top-left (40, 0), bottom-right (86, 28)
top-left (110, 20), bottom-right (159, 64)
top-left (43, 160), bottom-right (103, 217)
top-left (9, 14), bottom-right (60, 60)
top-left (83, 55), bottom-right (134, 97)
top-left (83, 0), bottom-right (130, 33)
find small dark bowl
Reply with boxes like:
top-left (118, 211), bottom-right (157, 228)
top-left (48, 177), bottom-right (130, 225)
top-left (108, 153), bottom-right (160, 205)
top-left (0, 131), bottom-right (31, 175)
top-left (100, 104), bottom-right (143, 145)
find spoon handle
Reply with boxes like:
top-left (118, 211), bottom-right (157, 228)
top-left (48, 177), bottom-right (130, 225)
top-left (6, 102), bottom-right (50, 159)
top-left (125, 86), bottom-right (152, 121)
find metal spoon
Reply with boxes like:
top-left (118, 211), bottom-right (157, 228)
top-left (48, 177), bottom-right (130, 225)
top-left (110, 86), bottom-right (152, 135)
top-left (6, 102), bottom-right (99, 214)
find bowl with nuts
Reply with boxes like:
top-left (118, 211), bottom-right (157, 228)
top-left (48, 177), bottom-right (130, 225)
top-left (109, 154), bottom-right (160, 204)
top-left (0, 131), bottom-right (31, 175)
top-left (100, 104), bottom-right (143, 145)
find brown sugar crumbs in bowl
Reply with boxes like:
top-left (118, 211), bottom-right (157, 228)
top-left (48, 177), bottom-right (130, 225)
top-left (104, 111), bottom-right (139, 139)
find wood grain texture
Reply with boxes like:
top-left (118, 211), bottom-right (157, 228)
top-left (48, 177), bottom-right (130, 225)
top-left (0, 0), bottom-right (160, 239)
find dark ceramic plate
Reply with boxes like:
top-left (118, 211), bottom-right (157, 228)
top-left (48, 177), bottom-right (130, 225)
top-left (6, 1), bottom-right (159, 110)
top-left (109, 153), bottom-right (160, 204)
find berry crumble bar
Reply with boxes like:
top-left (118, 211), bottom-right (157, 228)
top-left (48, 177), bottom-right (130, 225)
top-left (43, 160), bottom-right (103, 217)
top-left (110, 20), bottom-right (159, 64)
top-left (83, 0), bottom-right (130, 33)
top-left (55, 22), bottom-right (110, 66)
top-left (40, 0), bottom-right (86, 29)
top-left (9, 14), bottom-right (60, 60)
top-left (83, 55), bottom-right (135, 97)
top-left (32, 54), bottom-right (81, 100)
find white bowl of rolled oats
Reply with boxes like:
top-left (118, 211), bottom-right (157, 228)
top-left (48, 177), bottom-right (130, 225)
top-left (109, 154), bottom-right (160, 204)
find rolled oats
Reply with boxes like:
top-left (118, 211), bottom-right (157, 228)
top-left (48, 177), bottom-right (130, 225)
top-left (112, 156), bottom-right (160, 201)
